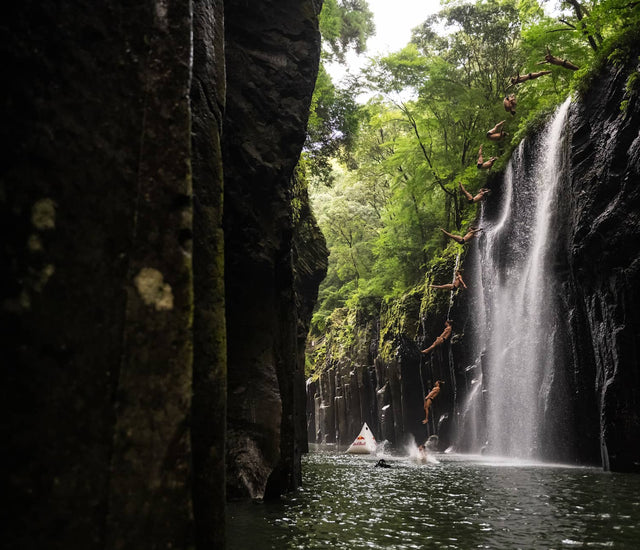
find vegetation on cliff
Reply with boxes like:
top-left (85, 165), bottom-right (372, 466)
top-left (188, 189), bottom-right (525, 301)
top-left (305, 0), bottom-right (640, 376)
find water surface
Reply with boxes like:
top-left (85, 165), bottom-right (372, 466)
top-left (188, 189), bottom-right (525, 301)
top-left (228, 449), bottom-right (640, 549)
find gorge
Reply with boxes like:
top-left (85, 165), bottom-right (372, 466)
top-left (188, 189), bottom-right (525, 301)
top-left (3, 1), bottom-right (640, 549)
top-left (308, 59), bottom-right (640, 473)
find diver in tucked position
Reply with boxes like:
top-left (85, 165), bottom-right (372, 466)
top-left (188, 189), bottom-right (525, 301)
top-left (439, 227), bottom-right (482, 245)
top-left (430, 269), bottom-right (467, 292)
top-left (459, 181), bottom-right (490, 203)
top-left (477, 144), bottom-right (498, 170)
top-left (421, 321), bottom-right (452, 356)
top-left (422, 380), bottom-right (445, 424)
top-left (503, 94), bottom-right (517, 115)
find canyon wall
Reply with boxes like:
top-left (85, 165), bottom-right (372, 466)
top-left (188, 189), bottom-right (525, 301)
top-left (3, 3), bottom-right (196, 548)
top-left (190, 1), bottom-right (227, 546)
top-left (222, 0), bottom-right (325, 500)
top-left (561, 60), bottom-right (640, 472)
top-left (3, 0), bottom-right (325, 548)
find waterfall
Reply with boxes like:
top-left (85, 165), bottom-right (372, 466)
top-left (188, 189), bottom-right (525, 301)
top-left (472, 98), bottom-right (572, 458)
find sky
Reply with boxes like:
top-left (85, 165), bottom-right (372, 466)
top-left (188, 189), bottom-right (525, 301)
top-left (364, 0), bottom-right (443, 54)
top-left (326, 0), bottom-right (444, 83)
top-left (326, 0), bottom-right (565, 83)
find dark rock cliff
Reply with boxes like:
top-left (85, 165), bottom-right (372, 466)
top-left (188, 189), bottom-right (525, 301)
top-left (222, 0), bottom-right (324, 500)
top-left (3, 0), bottom-right (325, 548)
top-left (3, 3), bottom-right (195, 548)
top-left (190, 1), bottom-right (227, 547)
top-left (561, 59), bottom-right (640, 472)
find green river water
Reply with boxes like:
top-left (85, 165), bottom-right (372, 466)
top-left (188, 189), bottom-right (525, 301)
top-left (227, 448), bottom-right (640, 549)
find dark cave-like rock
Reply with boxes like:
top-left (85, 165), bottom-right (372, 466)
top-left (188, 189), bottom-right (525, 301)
top-left (3, 2), bottom-right (195, 548)
top-left (222, 0), bottom-right (324, 499)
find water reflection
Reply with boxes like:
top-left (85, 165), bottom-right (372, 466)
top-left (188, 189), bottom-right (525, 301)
top-left (227, 451), bottom-right (640, 549)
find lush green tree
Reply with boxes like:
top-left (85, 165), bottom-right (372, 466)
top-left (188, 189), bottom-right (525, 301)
top-left (309, 160), bottom-right (384, 331)
top-left (354, 100), bottom-right (446, 290)
top-left (306, 65), bottom-right (361, 183)
top-left (307, 0), bottom-right (638, 347)
top-left (306, 0), bottom-right (375, 184)
top-left (360, 0), bottom-right (528, 228)
top-left (319, 0), bottom-right (376, 63)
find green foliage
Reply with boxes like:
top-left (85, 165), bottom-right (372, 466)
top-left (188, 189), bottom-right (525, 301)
top-left (319, 0), bottom-right (376, 63)
top-left (307, 0), bottom-right (639, 360)
top-left (414, 0), bottom-right (525, 98)
top-left (306, 65), bottom-right (361, 184)
top-left (420, 244), bottom-right (462, 319)
top-left (565, 2), bottom-right (640, 106)
top-left (307, 1), bottom-right (375, 184)
top-left (625, 66), bottom-right (640, 91)
top-left (377, 288), bottom-right (423, 362)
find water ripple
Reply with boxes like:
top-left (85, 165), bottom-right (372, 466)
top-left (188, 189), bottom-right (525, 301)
top-left (228, 452), bottom-right (640, 549)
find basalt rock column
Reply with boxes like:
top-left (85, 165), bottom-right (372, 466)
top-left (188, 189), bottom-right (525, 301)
top-left (3, 2), bottom-right (195, 548)
top-left (223, 0), bottom-right (323, 499)
top-left (291, 171), bottom-right (329, 460)
top-left (190, 0), bottom-right (227, 546)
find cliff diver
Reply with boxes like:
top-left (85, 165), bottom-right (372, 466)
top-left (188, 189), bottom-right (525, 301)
top-left (459, 181), bottom-right (490, 204)
top-left (439, 227), bottom-right (482, 245)
top-left (421, 380), bottom-right (445, 424)
top-left (375, 459), bottom-right (392, 468)
top-left (538, 48), bottom-right (579, 71)
top-left (503, 93), bottom-right (517, 115)
top-left (486, 120), bottom-right (509, 141)
top-left (477, 144), bottom-right (498, 170)
top-left (509, 70), bottom-right (552, 85)
top-left (421, 321), bottom-right (452, 356)
top-left (416, 444), bottom-right (428, 464)
top-left (430, 269), bottom-right (467, 292)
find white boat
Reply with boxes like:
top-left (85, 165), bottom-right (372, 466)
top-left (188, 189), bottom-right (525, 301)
top-left (345, 422), bottom-right (377, 454)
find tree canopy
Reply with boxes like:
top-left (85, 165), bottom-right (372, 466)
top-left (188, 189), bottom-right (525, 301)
top-left (305, 0), bottom-right (640, 355)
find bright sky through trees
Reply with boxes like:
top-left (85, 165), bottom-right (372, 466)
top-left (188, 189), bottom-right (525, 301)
top-left (326, 0), bottom-right (443, 82)
top-left (325, 0), bottom-right (564, 83)
top-left (365, 0), bottom-right (442, 53)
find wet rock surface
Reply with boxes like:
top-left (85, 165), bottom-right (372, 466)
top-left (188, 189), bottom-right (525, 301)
top-left (563, 60), bottom-right (640, 472)
top-left (222, 0), bottom-right (323, 500)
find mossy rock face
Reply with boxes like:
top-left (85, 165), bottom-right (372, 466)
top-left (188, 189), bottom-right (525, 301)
top-left (222, 0), bottom-right (323, 499)
top-left (307, 241), bottom-right (474, 449)
top-left (378, 289), bottom-right (422, 364)
top-left (417, 248), bottom-right (464, 346)
top-left (311, 307), bottom-right (367, 370)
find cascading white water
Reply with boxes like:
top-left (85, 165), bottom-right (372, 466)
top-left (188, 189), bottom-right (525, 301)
top-left (475, 98), bottom-right (572, 458)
